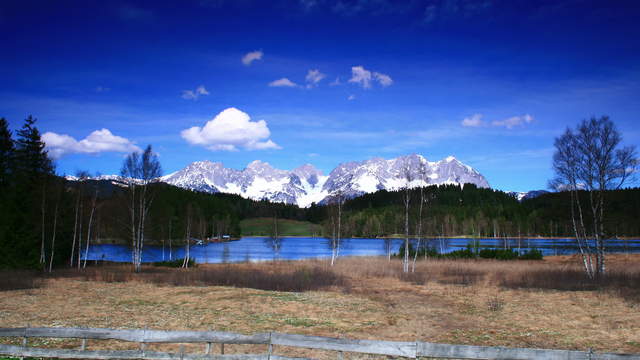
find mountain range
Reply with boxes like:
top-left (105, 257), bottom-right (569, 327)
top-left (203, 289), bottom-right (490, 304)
top-left (159, 154), bottom-right (490, 207)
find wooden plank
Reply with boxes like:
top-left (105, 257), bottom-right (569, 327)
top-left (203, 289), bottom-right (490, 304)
top-left (25, 327), bottom-right (145, 342)
top-left (270, 333), bottom-right (416, 358)
top-left (0, 328), bottom-right (27, 337)
top-left (0, 344), bottom-right (310, 360)
top-left (6, 327), bottom-right (270, 344)
top-left (143, 330), bottom-right (270, 344)
top-left (417, 342), bottom-right (640, 360)
top-left (594, 354), bottom-right (640, 360)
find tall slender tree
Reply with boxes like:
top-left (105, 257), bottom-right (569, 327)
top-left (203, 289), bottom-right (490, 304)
top-left (401, 164), bottom-right (412, 273)
top-left (0, 118), bottom-right (13, 189)
top-left (121, 145), bottom-right (162, 272)
top-left (550, 116), bottom-right (637, 277)
top-left (12, 116), bottom-right (54, 269)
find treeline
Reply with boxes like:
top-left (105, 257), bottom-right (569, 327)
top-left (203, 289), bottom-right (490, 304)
top-left (0, 116), bottom-right (69, 270)
top-left (327, 184), bottom-right (640, 238)
top-left (77, 181), bottom-right (320, 245)
top-left (0, 116), bottom-right (317, 270)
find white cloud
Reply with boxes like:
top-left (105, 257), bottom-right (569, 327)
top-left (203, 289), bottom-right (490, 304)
top-left (492, 114), bottom-right (534, 129)
top-left (42, 129), bottom-right (141, 159)
top-left (347, 94), bottom-right (356, 100)
top-left (95, 86), bottom-right (110, 93)
top-left (373, 72), bottom-right (393, 87)
top-left (349, 66), bottom-right (373, 88)
top-left (461, 113), bottom-right (534, 129)
top-left (461, 113), bottom-right (484, 127)
top-left (329, 77), bottom-right (341, 86)
top-left (269, 78), bottom-right (298, 87)
top-left (305, 69), bottom-right (325, 87)
top-left (349, 66), bottom-right (393, 88)
top-left (181, 85), bottom-right (209, 100)
top-left (242, 50), bottom-right (263, 66)
top-left (181, 107), bottom-right (281, 151)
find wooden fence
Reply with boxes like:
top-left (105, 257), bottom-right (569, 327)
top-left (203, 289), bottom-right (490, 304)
top-left (0, 327), bottom-right (638, 360)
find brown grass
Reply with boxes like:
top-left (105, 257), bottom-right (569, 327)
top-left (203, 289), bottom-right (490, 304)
top-left (1, 255), bottom-right (639, 358)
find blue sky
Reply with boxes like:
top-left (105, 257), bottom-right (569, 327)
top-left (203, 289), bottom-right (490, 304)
top-left (1, 0), bottom-right (639, 192)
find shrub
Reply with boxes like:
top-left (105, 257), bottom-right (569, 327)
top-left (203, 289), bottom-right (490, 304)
top-left (0, 271), bottom-right (43, 291)
top-left (518, 248), bottom-right (543, 260)
top-left (153, 258), bottom-right (196, 268)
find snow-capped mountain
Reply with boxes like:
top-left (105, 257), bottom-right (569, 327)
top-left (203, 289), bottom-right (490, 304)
top-left (161, 154), bottom-right (490, 207)
top-left (508, 190), bottom-right (549, 201)
top-left (160, 160), bottom-right (326, 206)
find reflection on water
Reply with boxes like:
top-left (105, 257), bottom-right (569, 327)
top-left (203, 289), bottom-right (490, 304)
top-left (83, 237), bottom-right (640, 264)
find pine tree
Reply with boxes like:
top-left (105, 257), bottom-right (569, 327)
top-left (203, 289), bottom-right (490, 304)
top-left (8, 115), bottom-right (55, 268)
top-left (14, 115), bottom-right (54, 179)
top-left (0, 118), bottom-right (14, 188)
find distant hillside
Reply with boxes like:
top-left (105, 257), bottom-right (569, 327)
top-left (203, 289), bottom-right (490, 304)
top-left (240, 218), bottom-right (323, 237)
top-left (333, 184), bottom-right (640, 238)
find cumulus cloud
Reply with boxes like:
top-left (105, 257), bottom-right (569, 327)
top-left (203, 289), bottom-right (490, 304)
top-left (242, 50), bottom-right (263, 66)
top-left (181, 85), bottom-right (209, 100)
top-left (269, 78), bottom-right (298, 87)
top-left (461, 113), bottom-right (534, 129)
top-left (349, 66), bottom-right (373, 88)
top-left (305, 69), bottom-right (325, 87)
top-left (180, 107), bottom-right (281, 151)
top-left (329, 77), bottom-right (341, 86)
top-left (349, 66), bottom-right (392, 88)
top-left (374, 72), bottom-right (393, 87)
top-left (42, 129), bottom-right (141, 159)
top-left (347, 94), bottom-right (356, 101)
top-left (461, 113), bottom-right (484, 127)
top-left (492, 114), bottom-right (534, 129)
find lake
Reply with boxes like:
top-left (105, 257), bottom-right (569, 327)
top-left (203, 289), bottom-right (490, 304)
top-left (83, 237), bottom-right (640, 264)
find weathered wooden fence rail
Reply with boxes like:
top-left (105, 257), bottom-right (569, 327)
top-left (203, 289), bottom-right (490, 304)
top-left (0, 327), bottom-right (638, 360)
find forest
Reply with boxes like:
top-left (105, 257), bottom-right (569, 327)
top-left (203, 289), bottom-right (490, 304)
top-left (1, 116), bottom-right (639, 270)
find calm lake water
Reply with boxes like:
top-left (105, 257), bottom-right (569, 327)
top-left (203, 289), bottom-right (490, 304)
top-left (84, 237), bottom-right (640, 264)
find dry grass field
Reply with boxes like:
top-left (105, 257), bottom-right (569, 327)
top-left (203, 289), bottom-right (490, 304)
top-left (1, 255), bottom-right (639, 358)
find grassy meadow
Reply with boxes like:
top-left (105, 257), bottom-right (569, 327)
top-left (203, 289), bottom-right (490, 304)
top-left (239, 217), bottom-right (323, 237)
top-left (0, 255), bottom-right (639, 359)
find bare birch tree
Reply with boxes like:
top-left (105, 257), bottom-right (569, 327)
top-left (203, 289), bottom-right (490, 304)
top-left (121, 145), bottom-right (162, 272)
top-left (48, 178), bottom-right (63, 273)
top-left (412, 162), bottom-right (433, 272)
top-left (551, 116), bottom-right (636, 278)
top-left (82, 185), bottom-right (99, 268)
top-left (182, 204), bottom-right (193, 268)
top-left (401, 164), bottom-right (412, 273)
top-left (70, 171), bottom-right (88, 267)
top-left (329, 191), bottom-right (344, 266)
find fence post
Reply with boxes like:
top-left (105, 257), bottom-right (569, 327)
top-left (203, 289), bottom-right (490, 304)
top-left (80, 338), bottom-right (87, 351)
top-left (179, 344), bottom-right (185, 360)
top-left (20, 325), bottom-right (28, 360)
top-left (205, 328), bottom-right (213, 356)
top-left (220, 343), bottom-right (225, 354)
top-left (267, 332), bottom-right (273, 360)
top-left (140, 327), bottom-right (147, 356)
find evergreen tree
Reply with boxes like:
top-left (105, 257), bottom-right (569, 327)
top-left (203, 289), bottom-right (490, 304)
top-left (3, 115), bottom-right (56, 269)
top-left (14, 115), bottom-right (54, 179)
top-left (0, 117), bottom-right (14, 188)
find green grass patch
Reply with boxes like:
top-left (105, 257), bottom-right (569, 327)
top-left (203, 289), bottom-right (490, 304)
top-left (240, 218), bottom-right (322, 236)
